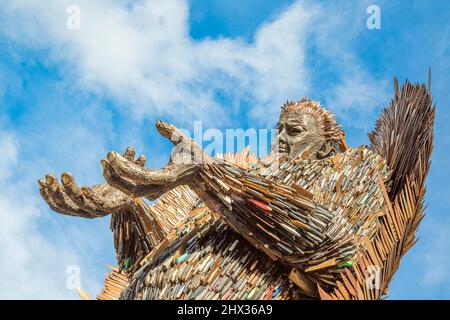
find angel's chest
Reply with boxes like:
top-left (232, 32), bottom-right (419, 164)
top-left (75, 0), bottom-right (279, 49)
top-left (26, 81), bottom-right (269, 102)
top-left (265, 147), bottom-right (391, 228)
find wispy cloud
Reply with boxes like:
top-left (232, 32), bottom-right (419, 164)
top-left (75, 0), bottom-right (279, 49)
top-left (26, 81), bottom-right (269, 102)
top-left (0, 0), bottom-right (388, 127)
top-left (0, 132), bottom-right (63, 297)
top-left (0, 131), bottom-right (18, 180)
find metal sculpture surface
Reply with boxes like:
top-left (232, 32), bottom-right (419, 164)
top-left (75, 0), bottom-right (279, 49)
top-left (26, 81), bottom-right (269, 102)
top-left (39, 77), bottom-right (435, 300)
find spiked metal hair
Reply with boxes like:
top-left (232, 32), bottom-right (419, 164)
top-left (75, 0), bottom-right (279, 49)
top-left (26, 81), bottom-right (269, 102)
top-left (281, 97), bottom-right (345, 146)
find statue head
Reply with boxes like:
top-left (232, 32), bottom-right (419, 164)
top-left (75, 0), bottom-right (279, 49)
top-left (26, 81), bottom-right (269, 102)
top-left (272, 98), bottom-right (344, 160)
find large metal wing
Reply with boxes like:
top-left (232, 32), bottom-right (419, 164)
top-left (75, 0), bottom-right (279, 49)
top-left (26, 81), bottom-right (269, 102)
top-left (319, 76), bottom-right (436, 299)
top-left (368, 76), bottom-right (435, 200)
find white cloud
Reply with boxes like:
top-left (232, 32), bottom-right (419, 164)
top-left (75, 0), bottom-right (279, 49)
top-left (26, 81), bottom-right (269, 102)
top-left (0, 131), bottom-right (18, 180)
top-left (326, 71), bottom-right (390, 129)
top-left (0, 130), bottom-right (70, 298)
top-left (0, 127), bottom-right (109, 299)
top-left (0, 0), bottom-right (388, 127)
top-left (0, 190), bottom-right (73, 299)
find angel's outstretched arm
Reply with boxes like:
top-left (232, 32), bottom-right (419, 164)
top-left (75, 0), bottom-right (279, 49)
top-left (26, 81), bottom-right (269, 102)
top-left (38, 147), bottom-right (165, 270)
top-left (38, 147), bottom-right (146, 218)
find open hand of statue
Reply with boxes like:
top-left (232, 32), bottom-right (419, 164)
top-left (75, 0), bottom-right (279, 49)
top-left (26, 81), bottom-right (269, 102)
top-left (38, 147), bottom-right (146, 218)
top-left (102, 120), bottom-right (213, 200)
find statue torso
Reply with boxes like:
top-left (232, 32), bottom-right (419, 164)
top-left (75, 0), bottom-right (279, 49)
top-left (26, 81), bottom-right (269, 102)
top-left (121, 147), bottom-right (391, 300)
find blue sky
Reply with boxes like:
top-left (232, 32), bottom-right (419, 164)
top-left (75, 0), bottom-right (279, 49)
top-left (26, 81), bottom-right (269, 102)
top-left (0, 0), bottom-right (449, 299)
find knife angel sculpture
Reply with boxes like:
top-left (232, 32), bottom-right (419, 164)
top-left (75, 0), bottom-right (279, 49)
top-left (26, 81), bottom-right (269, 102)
top-left (39, 76), bottom-right (435, 300)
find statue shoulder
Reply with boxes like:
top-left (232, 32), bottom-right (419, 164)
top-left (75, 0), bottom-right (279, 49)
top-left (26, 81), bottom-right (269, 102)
top-left (312, 145), bottom-right (392, 214)
top-left (329, 146), bottom-right (389, 173)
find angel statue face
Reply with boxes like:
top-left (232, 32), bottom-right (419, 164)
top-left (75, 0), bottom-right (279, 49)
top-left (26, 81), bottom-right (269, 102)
top-left (271, 98), bottom-right (343, 160)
